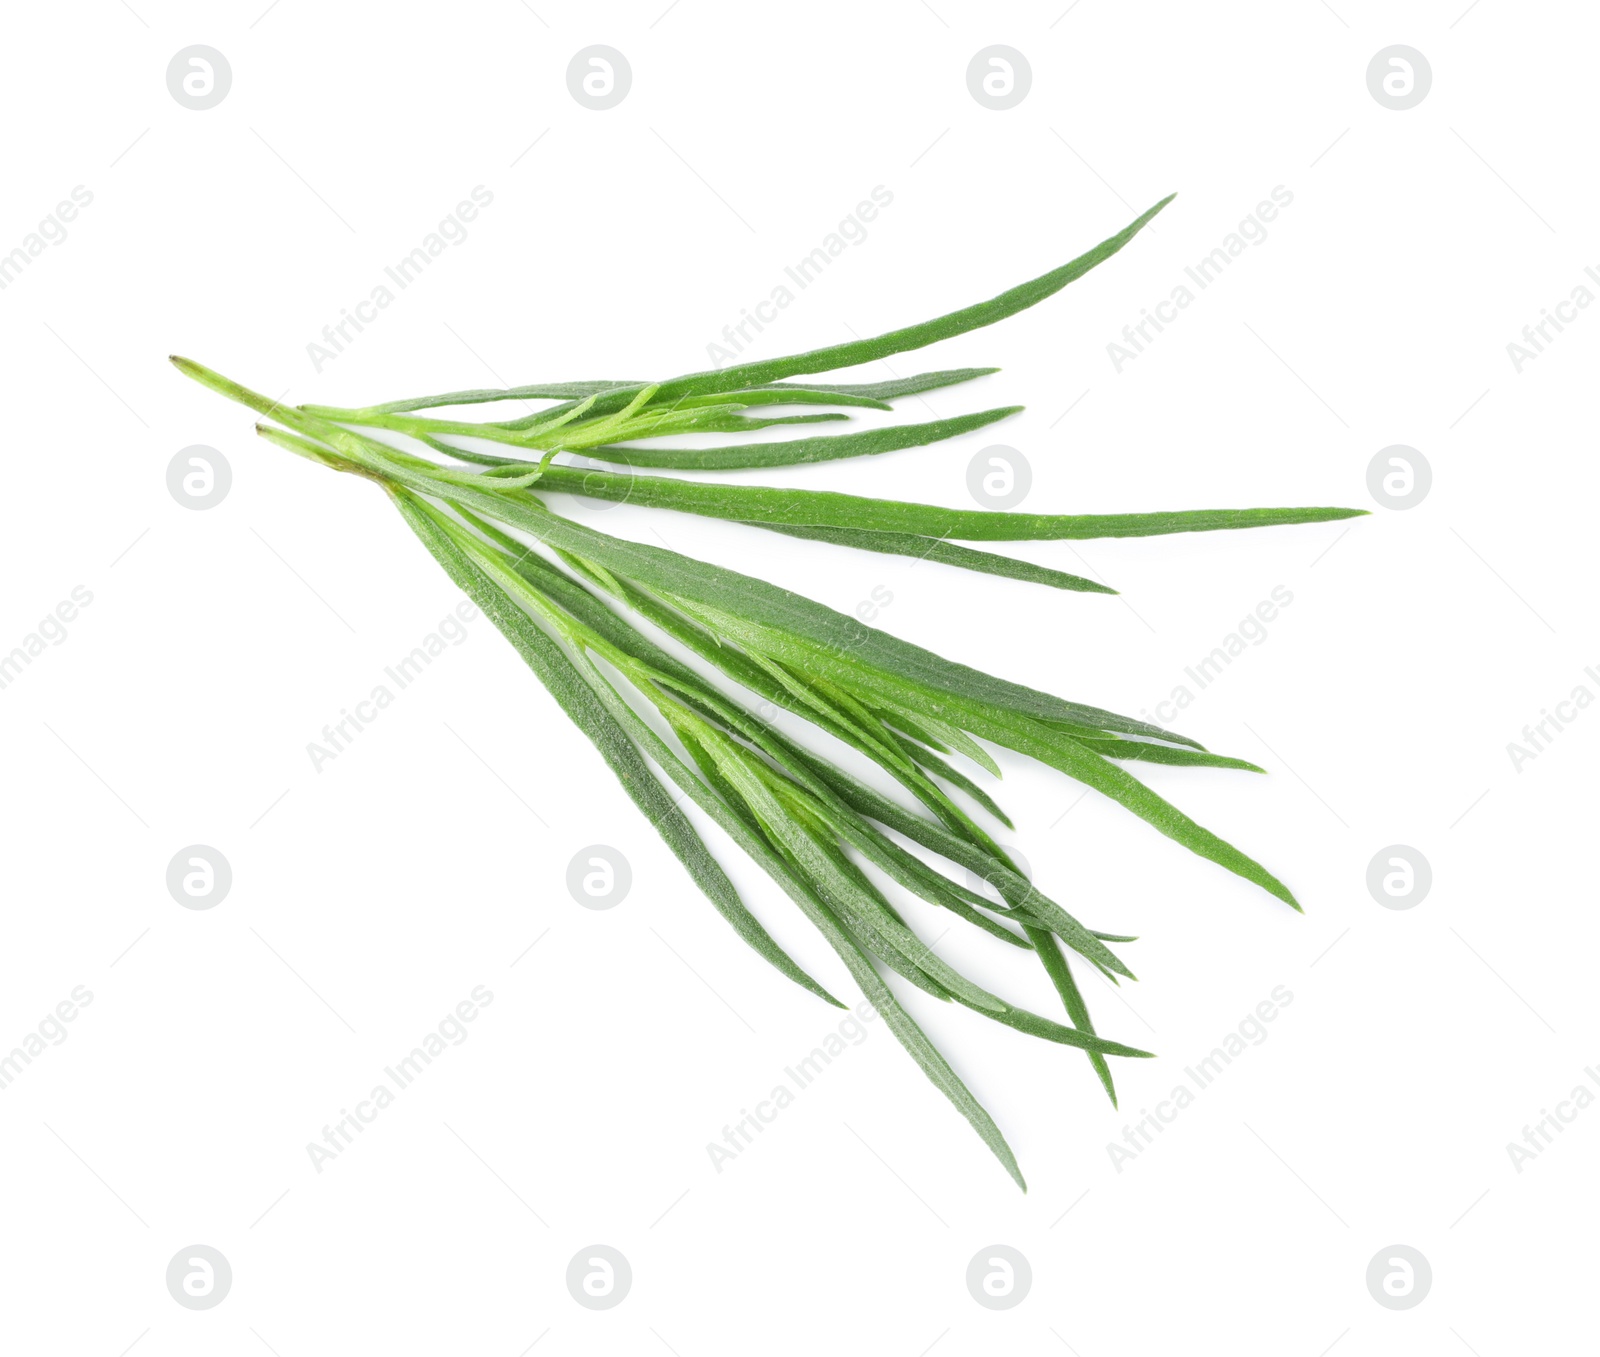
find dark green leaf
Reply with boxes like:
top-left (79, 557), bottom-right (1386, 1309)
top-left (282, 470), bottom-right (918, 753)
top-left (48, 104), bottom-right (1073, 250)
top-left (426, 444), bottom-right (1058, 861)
top-left (1030, 928), bottom-right (1119, 1106)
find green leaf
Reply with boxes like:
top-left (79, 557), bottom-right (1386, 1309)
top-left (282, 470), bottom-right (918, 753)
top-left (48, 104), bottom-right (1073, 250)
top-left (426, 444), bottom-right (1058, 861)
top-left (899, 740), bottom-right (1015, 828)
top-left (951, 706), bottom-right (1302, 911)
top-left (869, 699), bottom-right (1001, 779)
top-left (1029, 928), bottom-right (1119, 1106)
top-left (578, 406), bottom-right (1021, 471)
top-left (1076, 737), bottom-right (1265, 773)
top-left (574, 410), bottom-right (854, 448)
top-left (754, 522), bottom-right (1117, 593)
top-left (640, 196), bottom-right (1176, 404)
top-left (530, 463), bottom-right (1365, 541)
top-left (674, 387), bottom-right (894, 412)
top-left (761, 368), bottom-right (1000, 402)
top-left (949, 985), bottom-right (1152, 1060)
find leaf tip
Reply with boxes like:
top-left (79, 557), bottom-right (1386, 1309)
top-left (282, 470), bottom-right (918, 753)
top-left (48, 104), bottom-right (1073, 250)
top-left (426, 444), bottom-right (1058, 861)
top-left (1267, 879), bottom-right (1304, 912)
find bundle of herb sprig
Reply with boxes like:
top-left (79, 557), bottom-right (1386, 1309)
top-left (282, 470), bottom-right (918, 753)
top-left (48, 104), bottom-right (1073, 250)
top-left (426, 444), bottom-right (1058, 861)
top-left (175, 196), bottom-right (1361, 1187)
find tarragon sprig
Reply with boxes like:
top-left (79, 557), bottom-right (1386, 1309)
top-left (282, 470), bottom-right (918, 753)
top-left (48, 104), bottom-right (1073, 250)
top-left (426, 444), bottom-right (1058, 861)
top-left (171, 196), bottom-right (1361, 1187)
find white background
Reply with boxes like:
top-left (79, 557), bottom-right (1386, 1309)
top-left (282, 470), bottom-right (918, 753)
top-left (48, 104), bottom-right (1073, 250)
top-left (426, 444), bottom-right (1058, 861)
top-left (2, 1), bottom-right (1594, 1352)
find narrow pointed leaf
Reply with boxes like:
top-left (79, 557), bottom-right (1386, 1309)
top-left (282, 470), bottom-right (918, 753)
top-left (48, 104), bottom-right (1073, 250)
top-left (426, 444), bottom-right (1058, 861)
top-left (755, 522), bottom-right (1116, 593)
top-left (675, 387), bottom-right (893, 412)
top-left (641, 196), bottom-right (1176, 403)
top-left (762, 368), bottom-right (999, 402)
top-left (950, 705), bottom-right (1302, 910)
top-left (899, 740), bottom-right (1015, 828)
top-left (950, 987), bottom-right (1153, 1060)
top-left (530, 463), bottom-right (1364, 541)
top-left (1030, 928), bottom-right (1119, 1106)
top-left (579, 406), bottom-right (1020, 471)
top-left (1076, 737), bottom-right (1265, 773)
